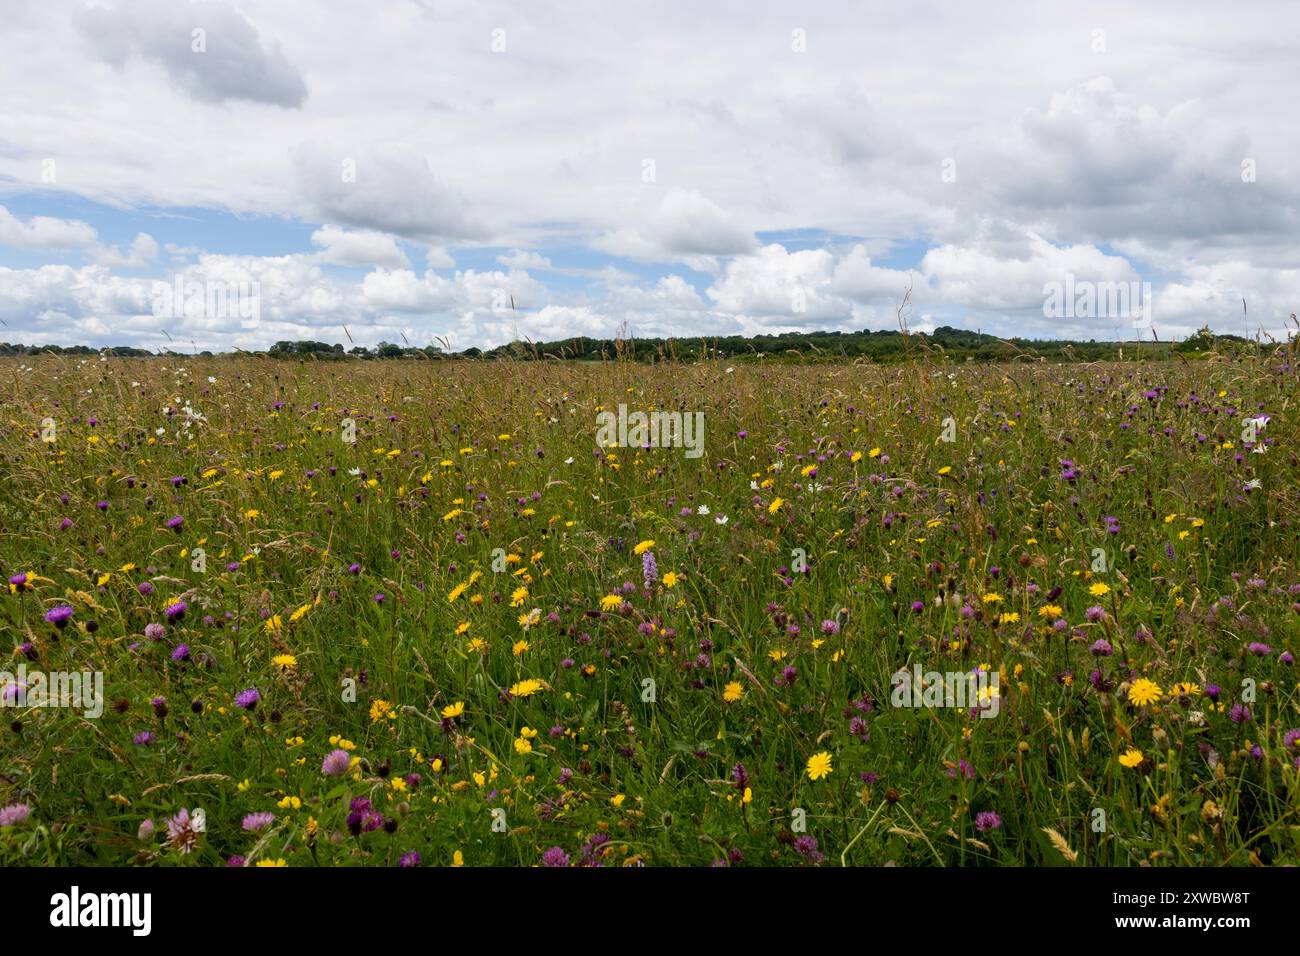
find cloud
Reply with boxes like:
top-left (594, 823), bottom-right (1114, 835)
top-left (309, 225), bottom-right (408, 269)
top-left (76, 0), bottom-right (307, 108)
top-left (290, 143), bottom-right (485, 241)
top-left (95, 232), bottom-right (159, 268)
top-left (594, 188), bottom-right (758, 261)
top-left (0, 205), bottom-right (97, 249)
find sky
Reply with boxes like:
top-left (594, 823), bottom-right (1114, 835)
top-left (0, 0), bottom-right (1297, 352)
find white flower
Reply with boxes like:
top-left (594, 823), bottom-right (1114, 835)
top-left (715, 515), bottom-right (729, 525)
top-left (1244, 478), bottom-right (1262, 490)
top-left (207, 376), bottom-right (217, 384)
top-left (697, 504), bottom-right (710, 515)
top-left (564, 457), bottom-right (574, 465)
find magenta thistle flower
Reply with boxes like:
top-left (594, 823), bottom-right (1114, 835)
top-left (234, 688), bottom-right (261, 710)
top-left (44, 605), bottom-right (74, 627)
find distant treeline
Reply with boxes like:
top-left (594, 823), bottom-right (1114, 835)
top-left (0, 325), bottom-right (1257, 362)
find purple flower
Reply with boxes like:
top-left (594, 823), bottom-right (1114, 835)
top-left (144, 622), bottom-right (165, 641)
top-left (793, 835), bottom-right (824, 863)
top-left (166, 516), bottom-right (184, 531)
top-left (322, 749), bottom-right (352, 776)
top-left (399, 850), bottom-right (421, 867)
top-left (164, 601), bottom-right (187, 620)
top-left (974, 811), bottom-right (1002, 832)
top-left (1089, 638), bottom-right (1113, 657)
top-left (541, 846), bottom-right (570, 867)
top-left (1230, 703), bottom-right (1251, 725)
top-left (170, 643), bottom-right (190, 661)
top-left (234, 688), bottom-right (261, 710)
top-left (133, 731), bottom-right (155, 746)
top-left (820, 619), bottom-right (840, 635)
top-left (641, 550), bottom-right (658, 588)
top-left (1085, 605), bottom-right (1107, 622)
top-left (44, 605), bottom-right (74, 627)
top-left (242, 812), bottom-right (275, 831)
top-left (0, 803), bottom-right (32, 827)
top-left (1248, 642), bottom-right (1272, 657)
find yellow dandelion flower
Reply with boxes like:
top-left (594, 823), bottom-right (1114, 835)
top-left (722, 681), bottom-right (743, 703)
top-left (806, 751), bottom-right (834, 781)
top-left (1128, 678), bottom-right (1162, 707)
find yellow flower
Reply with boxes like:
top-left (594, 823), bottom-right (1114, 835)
top-left (600, 594), bottom-right (623, 611)
top-left (255, 858), bottom-right (288, 867)
top-left (937, 466), bottom-right (952, 476)
top-left (1088, 582), bottom-right (1110, 597)
top-left (369, 699), bottom-right (396, 722)
top-left (850, 451), bottom-right (862, 463)
top-left (768, 497), bottom-right (784, 514)
top-left (441, 701), bottom-right (465, 719)
top-left (806, 751), bottom-right (833, 781)
top-left (512, 639), bottom-right (530, 657)
top-left (1118, 748), bottom-right (1145, 768)
top-left (289, 602), bottom-right (312, 623)
top-left (447, 583), bottom-right (468, 603)
top-left (981, 592), bottom-right (1002, 604)
top-left (633, 539), bottom-right (656, 555)
top-left (868, 447), bottom-right (881, 458)
top-left (271, 654), bottom-right (297, 670)
top-left (999, 612), bottom-right (1020, 625)
top-left (722, 681), bottom-right (743, 703)
top-left (1038, 604), bottom-right (1063, 618)
top-left (510, 586), bottom-right (528, 607)
top-left (452, 850), bottom-right (464, 866)
top-left (264, 614), bottom-right (282, 634)
top-left (509, 679), bottom-right (543, 698)
top-left (610, 794), bottom-right (625, 807)
top-left (1128, 678), bottom-right (1162, 707)
top-left (662, 571), bottom-right (679, 588)
top-left (514, 736), bottom-right (532, 755)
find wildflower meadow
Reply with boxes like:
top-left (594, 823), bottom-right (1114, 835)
top-left (2, 351), bottom-right (1297, 868)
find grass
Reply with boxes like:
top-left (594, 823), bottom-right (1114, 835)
top-left (1, 352), bottom-right (1297, 867)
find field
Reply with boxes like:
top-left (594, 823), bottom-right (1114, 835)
top-left (1, 353), bottom-right (1297, 867)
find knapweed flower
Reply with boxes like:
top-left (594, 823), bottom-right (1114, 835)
top-left (242, 812), bottom-right (275, 831)
top-left (974, 811), bottom-right (1002, 832)
top-left (806, 751), bottom-right (833, 781)
top-left (234, 688), bottom-right (261, 710)
top-left (144, 622), bottom-right (165, 641)
top-left (164, 601), bottom-right (187, 620)
top-left (44, 605), bottom-right (74, 628)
